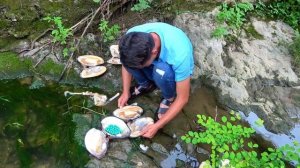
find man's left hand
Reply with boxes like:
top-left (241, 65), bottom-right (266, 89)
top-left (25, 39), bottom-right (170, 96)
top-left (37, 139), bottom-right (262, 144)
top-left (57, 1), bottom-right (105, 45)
top-left (140, 123), bottom-right (160, 138)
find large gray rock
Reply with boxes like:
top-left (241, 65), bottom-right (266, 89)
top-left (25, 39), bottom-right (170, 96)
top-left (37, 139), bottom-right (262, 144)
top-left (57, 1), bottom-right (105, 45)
top-left (85, 139), bottom-right (158, 168)
top-left (174, 11), bottom-right (299, 134)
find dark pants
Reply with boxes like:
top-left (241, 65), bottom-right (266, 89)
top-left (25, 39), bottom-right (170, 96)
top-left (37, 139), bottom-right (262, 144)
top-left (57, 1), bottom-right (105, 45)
top-left (125, 61), bottom-right (176, 99)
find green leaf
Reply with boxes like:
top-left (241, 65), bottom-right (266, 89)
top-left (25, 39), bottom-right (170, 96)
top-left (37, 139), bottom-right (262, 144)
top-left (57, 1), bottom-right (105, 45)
top-left (223, 152), bottom-right (229, 158)
top-left (255, 118), bottom-right (264, 127)
top-left (222, 116), bottom-right (227, 123)
top-left (224, 144), bottom-right (229, 151)
top-left (192, 138), bottom-right (198, 145)
top-left (93, 0), bottom-right (101, 3)
top-left (230, 116), bottom-right (236, 121)
top-left (181, 136), bottom-right (186, 141)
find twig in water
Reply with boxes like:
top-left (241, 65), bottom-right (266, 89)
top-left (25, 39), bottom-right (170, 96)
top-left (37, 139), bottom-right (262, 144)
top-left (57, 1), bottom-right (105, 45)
top-left (74, 105), bottom-right (106, 116)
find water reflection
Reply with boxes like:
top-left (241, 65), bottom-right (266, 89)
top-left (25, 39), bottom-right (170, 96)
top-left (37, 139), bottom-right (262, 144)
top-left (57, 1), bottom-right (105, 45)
top-left (241, 112), bottom-right (300, 147)
top-left (160, 143), bottom-right (199, 168)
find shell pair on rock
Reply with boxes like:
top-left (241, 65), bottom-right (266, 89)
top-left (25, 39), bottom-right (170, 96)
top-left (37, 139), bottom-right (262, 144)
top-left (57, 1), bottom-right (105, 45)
top-left (127, 117), bottom-right (154, 137)
top-left (85, 128), bottom-right (108, 159)
top-left (113, 105), bottom-right (143, 121)
top-left (101, 116), bottom-right (154, 138)
top-left (77, 55), bottom-right (106, 78)
top-left (101, 116), bottom-right (131, 138)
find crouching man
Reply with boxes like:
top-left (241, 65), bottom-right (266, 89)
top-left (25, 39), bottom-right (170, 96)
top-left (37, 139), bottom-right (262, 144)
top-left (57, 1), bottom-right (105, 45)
top-left (118, 22), bottom-right (194, 138)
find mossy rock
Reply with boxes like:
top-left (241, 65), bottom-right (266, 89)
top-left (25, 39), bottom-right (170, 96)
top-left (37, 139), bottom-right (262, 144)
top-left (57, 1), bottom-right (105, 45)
top-left (0, 52), bottom-right (33, 79)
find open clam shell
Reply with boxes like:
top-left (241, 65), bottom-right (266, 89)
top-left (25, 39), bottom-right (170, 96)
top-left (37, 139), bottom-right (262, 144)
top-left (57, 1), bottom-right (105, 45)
top-left (107, 57), bottom-right (121, 65)
top-left (101, 116), bottom-right (131, 138)
top-left (77, 55), bottom-right (104, 67)
top-left (127, 117), bottom-right (154, 138)
top-left (109, 45), bottom-right (120, 58)
top-left (80, 66), bottom-right (107, 78)
top-left (108, 45), bottom-right (122, 65)
top-left (84, 128), bottom-right (108, 159)
top-left (113, 105), bottom-right (143, 121)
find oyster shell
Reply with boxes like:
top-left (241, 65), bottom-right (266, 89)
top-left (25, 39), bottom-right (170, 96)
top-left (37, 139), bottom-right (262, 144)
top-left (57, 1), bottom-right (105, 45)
top-left (127, 117), bottom-right (154, 137)
top-left (101, 116), bottom-right (131, 138)
top-left (80, 66), bottom-right (107, 78)
top-left (113, 105), bottom-right (143, 121)
top-left (85, 128), bottom-right (108, 159)
top-left (77, 55), bottom-right (104, 67)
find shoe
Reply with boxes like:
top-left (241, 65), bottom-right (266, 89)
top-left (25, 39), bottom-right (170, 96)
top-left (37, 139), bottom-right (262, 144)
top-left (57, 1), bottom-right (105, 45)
top-left (129, 83), bottom-right (156, 100)
top-left (155, 98), bottom-right (174, 121)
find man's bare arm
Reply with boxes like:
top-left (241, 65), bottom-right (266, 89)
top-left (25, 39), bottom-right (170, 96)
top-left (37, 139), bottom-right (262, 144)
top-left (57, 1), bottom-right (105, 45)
top-left (156, 77), bottom-right (190, 129)
top-left (118, 65), bottom-right (133, 107)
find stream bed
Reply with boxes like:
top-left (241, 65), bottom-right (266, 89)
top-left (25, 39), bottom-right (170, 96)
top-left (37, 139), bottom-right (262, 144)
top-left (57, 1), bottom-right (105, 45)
top-left (0, 78), bottom-right (299, 167)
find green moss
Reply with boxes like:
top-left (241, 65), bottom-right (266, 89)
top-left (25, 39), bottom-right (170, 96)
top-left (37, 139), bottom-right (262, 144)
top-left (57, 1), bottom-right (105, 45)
top-left (244, 24), bottom-right (264, 40)
top-left (36, 59), bottom-right (64, 79)
top-left (0, 37), bottom-right (18, 50)
top-left (0, 52), bottom-right (32, 79)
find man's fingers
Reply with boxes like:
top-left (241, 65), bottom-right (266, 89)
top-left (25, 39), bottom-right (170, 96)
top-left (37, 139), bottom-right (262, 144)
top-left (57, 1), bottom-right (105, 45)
top-left (140, 125), bottom-right (150, 135)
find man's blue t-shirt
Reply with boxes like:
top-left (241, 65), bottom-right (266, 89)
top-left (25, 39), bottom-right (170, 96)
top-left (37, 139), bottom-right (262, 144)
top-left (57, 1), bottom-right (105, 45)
top-left (127, 22), bottom-right (194, 82)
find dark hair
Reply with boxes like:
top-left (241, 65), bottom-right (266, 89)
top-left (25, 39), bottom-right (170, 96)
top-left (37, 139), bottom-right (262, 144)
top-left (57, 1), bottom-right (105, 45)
top-left (119, 32), bottom-right (154, 68)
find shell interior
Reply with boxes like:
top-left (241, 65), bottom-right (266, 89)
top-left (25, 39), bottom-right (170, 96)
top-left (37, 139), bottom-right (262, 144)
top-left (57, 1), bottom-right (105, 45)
top-left (107, 57), bottom-right (122, 65)
top-left (113, 105), bottom-right (143, 121)
top-left (84, 128), bottom-right (108, 159)
top-left (109, 45), bottom-right (120, 58)
top-left (77, 55), bottom-right (104, 66)
top-left (101, 116), bottom-right (131, 138)
top-left (127, 117), bottom-right (154, 137)
top-left (80, 66), bottom-right (107, 78)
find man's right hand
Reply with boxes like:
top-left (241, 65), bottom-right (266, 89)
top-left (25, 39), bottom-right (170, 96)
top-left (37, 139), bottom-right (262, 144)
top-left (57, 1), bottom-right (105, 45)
top-left (118, 92), bottom-right (130, 108)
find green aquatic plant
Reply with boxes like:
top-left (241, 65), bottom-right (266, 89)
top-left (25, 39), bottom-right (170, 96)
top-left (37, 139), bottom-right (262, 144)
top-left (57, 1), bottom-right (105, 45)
top-left (98, 19), bottom-right (120, 43)
top-left (131, 0), bottom-right (151, 12)
top-left (72, 113), bottom-right (90, 147)
top-left (181, 111), bottom-right (300, 168)
top-left (0, 96), bottom-right (10, 102)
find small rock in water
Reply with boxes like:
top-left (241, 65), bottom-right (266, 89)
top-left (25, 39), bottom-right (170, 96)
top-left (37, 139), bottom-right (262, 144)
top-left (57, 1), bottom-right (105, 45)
top-left (151, 143), bottom-right (169, 155)
top-left (139, 144), bottom-right (149, 153)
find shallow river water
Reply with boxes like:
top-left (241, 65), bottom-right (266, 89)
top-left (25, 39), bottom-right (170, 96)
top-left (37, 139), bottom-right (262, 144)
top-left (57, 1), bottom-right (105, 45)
top-left (0, 78), bottom-right (298, 167)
